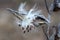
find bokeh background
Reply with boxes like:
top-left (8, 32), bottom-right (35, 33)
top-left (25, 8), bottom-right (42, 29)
top-left (0, 0), bottom-right (60, 40)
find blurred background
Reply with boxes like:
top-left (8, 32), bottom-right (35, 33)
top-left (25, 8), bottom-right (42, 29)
top-left (0, 0), bottom-right (60, 40)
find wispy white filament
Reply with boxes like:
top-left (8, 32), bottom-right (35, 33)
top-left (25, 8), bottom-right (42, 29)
top-left (18, 2), bottom-right (28, 15)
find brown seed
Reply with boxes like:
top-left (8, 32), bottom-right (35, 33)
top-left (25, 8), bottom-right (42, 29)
top-left (27, 30), bottom-right (29, 32)
top-left (22, 27), bottom-right (24, 30)
top-left (26, 25), bottom-right (29, 30)
top-left (23, 31), bottom-right (26, 33)
top-left (18, 24), bottom-right (21, 26)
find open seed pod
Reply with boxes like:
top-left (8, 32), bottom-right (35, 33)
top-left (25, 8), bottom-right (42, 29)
top-left (7, 2), bottom-right (50, 33)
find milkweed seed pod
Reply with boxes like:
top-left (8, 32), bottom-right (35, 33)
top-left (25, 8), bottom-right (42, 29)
top-left (7, 2), bottom-right (50, 33)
